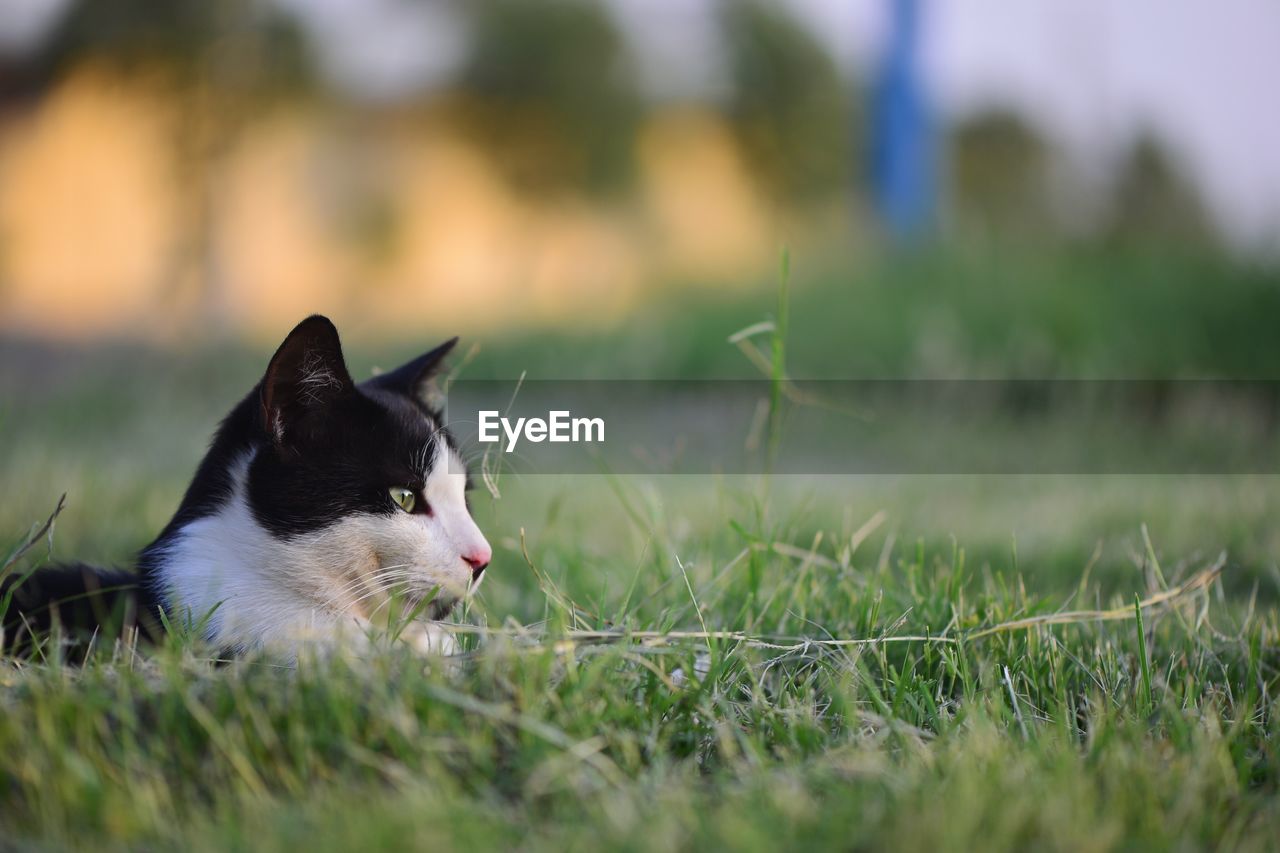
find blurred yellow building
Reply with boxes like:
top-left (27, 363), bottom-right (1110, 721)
top-left (0, 66), bottom-right (783, 343)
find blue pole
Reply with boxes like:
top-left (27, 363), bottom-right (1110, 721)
top-left (871, 0), bottom-right (934, 239)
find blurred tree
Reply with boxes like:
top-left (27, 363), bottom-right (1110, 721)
top-left (1105, 133), bottom-right (1217, 247)
top-left (947, 109), bottom-right (1056, 238)
top-left (722, 1), bottom-right (857, 207)
top-left (26, 0), bottom-right (311, 92)
top-left (12, 0), bottom-right (316, 330)
top-left (458, 0), bottom-right (642, 196)
top-left (0, 0), bottom-right (216, 104)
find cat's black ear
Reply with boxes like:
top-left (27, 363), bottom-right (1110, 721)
top-left (364, 337), bottom-right (458, 407)
top-left (260, 315), bottom-right (355, 445)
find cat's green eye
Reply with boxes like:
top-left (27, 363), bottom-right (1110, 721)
top-left (389, 487), bottom-right (416, 513)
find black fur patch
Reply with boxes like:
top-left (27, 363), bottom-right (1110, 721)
top-left (1, 563), bottom-right (163, 658)
top-left (246, 386), bottom-right (447, 538)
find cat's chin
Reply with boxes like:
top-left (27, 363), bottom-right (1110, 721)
top-left (428, 597), bottom-right (459, 621)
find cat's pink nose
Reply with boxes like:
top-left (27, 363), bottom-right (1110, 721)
top-left (464, 545), bottom-right (492, 579)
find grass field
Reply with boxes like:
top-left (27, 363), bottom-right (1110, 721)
top-left (2, 249), bottom-right (1279, 850)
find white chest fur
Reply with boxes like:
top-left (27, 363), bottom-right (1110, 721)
top-left (154, 454), bottom-right (372, 654)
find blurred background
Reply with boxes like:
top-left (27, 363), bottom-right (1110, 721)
top-left (2, 0), bottom-right (1280, 603)
top-left (0, 0), bottom-right (1276, 366)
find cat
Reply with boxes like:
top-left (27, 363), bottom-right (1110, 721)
top-left (1, 315), bottom-right (491, 660)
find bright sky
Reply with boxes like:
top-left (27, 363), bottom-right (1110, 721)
top-left (3, 0), bottom-right (1278, 247)
top-left (823, 0), bottom-right (1280, 247)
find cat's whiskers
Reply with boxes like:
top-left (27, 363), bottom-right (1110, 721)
top-left (319, 565), bottom-right (415, 609)
top-left (345, 580), bottom-right (413, 612)
top-left (319, 565), bottom-right (411, 604)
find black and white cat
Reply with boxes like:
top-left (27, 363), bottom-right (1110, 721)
top-left (2, 316), bottom-right (491, 658)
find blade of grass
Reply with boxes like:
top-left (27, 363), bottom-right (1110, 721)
top-left (1134, 592), bottom-right (1153, 713)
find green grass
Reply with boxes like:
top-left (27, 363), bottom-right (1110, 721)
top-left (2, 246), bottom-right (1280, 849)
top-left (449, 244), bottom-right (1280, 380)
top-left (2, 482), bottom-right (1277, 850)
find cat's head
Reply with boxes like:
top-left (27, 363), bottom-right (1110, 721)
top-left (249, 315), bottom-right (490, 619)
